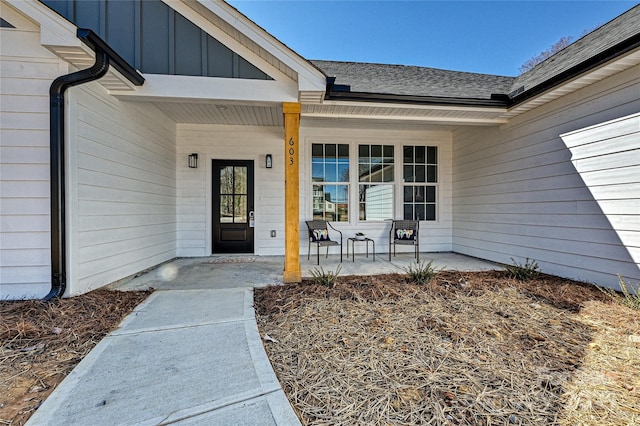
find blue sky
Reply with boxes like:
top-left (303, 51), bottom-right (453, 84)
top-left (227, 1), bottom-right (638, 76)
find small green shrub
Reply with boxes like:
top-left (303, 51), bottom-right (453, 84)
top-left (598, 275), bottom-right (640, 310)
top-left (505, 257), bottom-right (540, 281)
top-left (309, 265), bottom-right (341, 287)
top-left (403, 260), bottom-right (438, 285)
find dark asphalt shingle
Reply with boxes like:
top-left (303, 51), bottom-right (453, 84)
top-left (311, 60), bottom-right (515, 100)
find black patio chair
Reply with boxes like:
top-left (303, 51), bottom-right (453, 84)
top-left (305, 220), bottom-right (343, 265)
top-left (389, 220), bottom-right (419, 262)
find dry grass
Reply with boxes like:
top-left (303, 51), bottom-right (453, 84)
top-left (0, 289), bottom-right (152, 425)
top-left (255, 271), bottom-right (640, 425)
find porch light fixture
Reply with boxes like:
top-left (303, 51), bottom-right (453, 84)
top-left (188, 153), bottom-right (198, 168)
top-left (265, 154), bottom-right (273, 168)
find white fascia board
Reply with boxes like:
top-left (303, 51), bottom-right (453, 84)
top-left (191, 0), bottom-right (326, 93)
top-left (321, 100), bottom-right (508, 114)
top-left (303, 112), bottom-right (509, 125)
top-left (111, 74), bottom-right (298, 103)
top-left (5, 0), bottom-right (80, 48)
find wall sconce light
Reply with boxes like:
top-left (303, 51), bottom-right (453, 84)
top-left (188, 153), bottom-right (198, 168)
top-left (265, 154), bottom-right (273, 169)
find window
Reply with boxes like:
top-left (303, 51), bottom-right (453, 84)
top-left (359, 144), bottom-right (394, 221)
top-left (403, 146), bottom-right (437, 220)
top-left (312, 144), bottom-right (349, 221)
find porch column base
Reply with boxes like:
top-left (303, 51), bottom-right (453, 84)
top-left (283, 270), bottom-right (302, 283)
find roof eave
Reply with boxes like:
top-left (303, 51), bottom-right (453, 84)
top-left (77, 29), bottom-right (144, 86)
top-left (509, 32), bottom-right (640, 107)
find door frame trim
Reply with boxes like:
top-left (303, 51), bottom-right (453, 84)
top-left (210, 158), bottom-right (256, 254)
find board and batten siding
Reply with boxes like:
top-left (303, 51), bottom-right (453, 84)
top-left (0, 16), bottom-right (68, 299)
top-left (300, 124), bottom-right (453, 255)
top-left (452, 64), bottom-right (640, 289)
top-left (176, 124), bottom-right (284, 256)
top-left (67, 83), bottom-right (177, 295)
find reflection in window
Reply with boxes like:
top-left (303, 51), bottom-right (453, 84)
top-left (312, 144), bottom-right (349, 221)
top-left (313, 185), bottom-right (349, 222)
top-left (359, 184), bottom-right (393, 221)
top-left (359, 144), bottom-right (394, 221)
top-left (403, 146), bottom-right (437, 221)
top-left (220, 166), bottom-right (248, 223)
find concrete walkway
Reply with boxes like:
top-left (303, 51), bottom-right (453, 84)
top-left (27, 253), bottom-right (500, 425)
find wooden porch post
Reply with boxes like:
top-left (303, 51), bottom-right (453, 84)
top-left (283, 102), bottom-right (301, 282)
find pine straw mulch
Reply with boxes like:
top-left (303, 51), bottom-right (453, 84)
top-left (0, 289), bottom-right (152, 426)
top-left (255, 270), bottom-right (640, 426)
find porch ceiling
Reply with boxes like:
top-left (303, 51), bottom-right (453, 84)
top-left (151, 101), bottom-right (284, 126)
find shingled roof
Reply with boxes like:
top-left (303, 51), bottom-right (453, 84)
top-left (311, 4), bottom-right (640, 106)
top-left (310, 60), bottom-right (515, 100)
top-left (509, 4), bottom-right (640, 99)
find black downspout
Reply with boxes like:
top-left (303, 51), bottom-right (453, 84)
top-left (45, 50), bottom-right (110, 301)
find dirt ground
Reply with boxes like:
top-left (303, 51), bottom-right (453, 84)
top-left (0, 289), bottom-right (152, 426)
top-left (2, 272), bottom-right (638, 426)
top-left (255, 271), bottom-right (640, 425)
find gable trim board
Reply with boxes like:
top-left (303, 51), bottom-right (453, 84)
top-left (1, 0), bottom-right (639, 299)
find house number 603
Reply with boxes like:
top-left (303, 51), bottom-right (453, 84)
top-left (288, 138), bottom-right (295, 165)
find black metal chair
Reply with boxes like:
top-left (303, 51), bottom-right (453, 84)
top-left (389, 220), bottom-right (419, 262)
top-left (305, 220), bottom-right (343, 265)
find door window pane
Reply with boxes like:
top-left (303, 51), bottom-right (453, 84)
top-left (234, 167), bottom-right (247, 194)
top-left (220, 166), bottom-right (233, 194)
top-left (220, 195), bottom-right (233, 223)
top-left (234, 195), bottom-right (247, 223)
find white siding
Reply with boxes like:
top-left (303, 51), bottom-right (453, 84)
top-left (560, 112), bottom-right (640, 281)
top-left (0, 9), bottom-right (177, 299)
top-left (0, 19), bottom-right (67, 299)
top-left (68, 83), bottom-right (177, 295)
top-left (452, 64), bottom-right (640, 289)
top-left (300, 125), bottom-right (453, 255)
top-left (176, 124), bottom-right (284, 256)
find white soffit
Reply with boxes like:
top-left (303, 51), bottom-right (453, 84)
top-left (501, 48), bottom-right (640, 119)
top-left (5, 0), bottom-right (138, 92)
top-left (149, 102), bottom-right (283, 126)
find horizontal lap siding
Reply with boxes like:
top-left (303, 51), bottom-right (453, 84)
top-left (176, 124), bottom-right (284, 256)
top-left (0, 27), bottom-right (63, 299)
top-left (70, 84), bottom-right (176, 295)
top-left (452, 65), bottom-right (640, 289)
top-left (561, 112), bottom-right (640, 285)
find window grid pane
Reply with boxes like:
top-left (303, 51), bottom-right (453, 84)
top-left (311, 143), bottom-right (349, 222)
top-left (359, 184), bottom-right (394, 221)
top-left (358, 144), bottom-right (394, 221)
top-left (313, 184), bottom-right (349, 222)
top-left (403, 145), bottom-right (437, 221)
